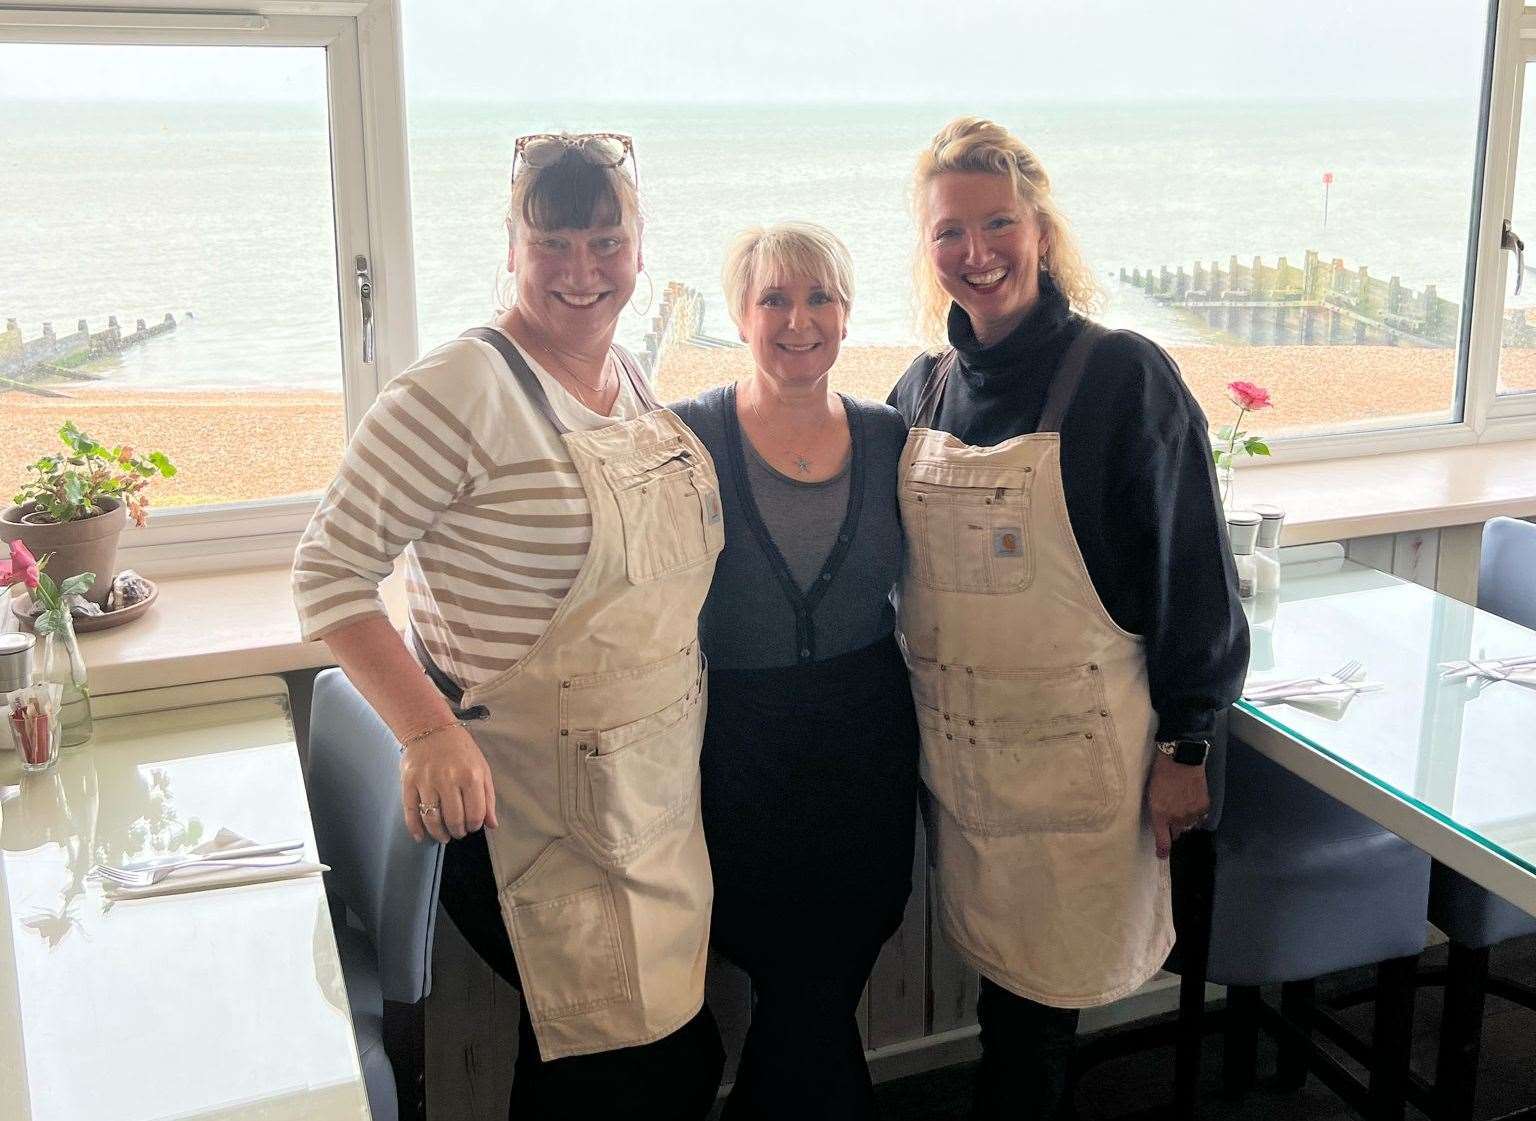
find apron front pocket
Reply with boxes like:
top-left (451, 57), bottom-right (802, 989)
top-left (910, 656), bottom-right (1123, 834)
top-left (900, 459), bottom-right (1035, 595)
top-left (561, 647), bottom-right (707, 867)
top-left (604, 440), bottom-right (725, 584)
top-left (504, 841), bottom-right (632, 1022)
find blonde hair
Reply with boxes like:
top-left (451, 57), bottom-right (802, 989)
top-left (721, 221), bottom-right (855, 328)
top-left (910, 116), bottom-right (1101, 348)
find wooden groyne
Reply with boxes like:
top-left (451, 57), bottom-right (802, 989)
top-left (1120, 250), bottom-right (1461, 347)
top-left (1, 313), bottom-right (180, 392)
top-left (637, 282), bottom-right (741, 378)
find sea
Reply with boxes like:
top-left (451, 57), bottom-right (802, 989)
top-left (1, 98), bottom-right (1487, 391)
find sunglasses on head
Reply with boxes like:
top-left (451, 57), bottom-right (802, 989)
top-left (511, 132), bottom-right (638, 189)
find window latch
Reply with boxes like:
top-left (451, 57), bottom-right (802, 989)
top-left (354, 254), bottom-right (376, 363)
top-left (1503, 220), bottom-right (1525, 296)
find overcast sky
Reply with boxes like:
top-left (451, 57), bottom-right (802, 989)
top-left (0, 0), bottom-right (1490, 103)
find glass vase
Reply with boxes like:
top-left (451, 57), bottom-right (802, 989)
top-left (1218, 460), bottom-right (1237, 510)
top-left (40, 615), bottom-right (93, 749)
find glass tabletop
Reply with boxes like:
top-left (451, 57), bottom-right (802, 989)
top-left (1238, 556), bottom-right (1536, 883)
top-left (0, 683), bottom-right (368, 1121)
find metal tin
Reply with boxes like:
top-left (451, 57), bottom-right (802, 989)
top-left (1250, 503), bottom-right (1287, 549)
top-left (0, 632), bottom-right (36, 694)
top-left (1225, 510), bottom-right (1263, 555)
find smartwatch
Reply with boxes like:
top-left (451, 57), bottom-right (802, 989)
top-left (1156, 738), bottom-right (1211, 766)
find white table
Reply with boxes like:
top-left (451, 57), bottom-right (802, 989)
top-left (1231, 556), bottom-right (1536, 919)
top-left (0, 676), bottom-right (370, 1121)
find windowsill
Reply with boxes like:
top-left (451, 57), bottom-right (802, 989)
top-left (1, 567), bottom-right (407, 697)
top-left (1238, 436), bottom-right (1536, 544)
top-left (3, 439), bottom-right (1532, 695)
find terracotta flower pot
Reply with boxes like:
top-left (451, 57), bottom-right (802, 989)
top-left (0, 497), bottom-right (126, 608)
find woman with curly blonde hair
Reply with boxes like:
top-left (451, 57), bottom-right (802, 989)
top-left (888, 117), bottom-right (1248, 1119)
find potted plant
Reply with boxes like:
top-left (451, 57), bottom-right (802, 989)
top-left (0, 422), bottom-right (176, 608)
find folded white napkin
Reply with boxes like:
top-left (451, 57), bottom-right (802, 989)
top-left (1439, 655), bottom-right (1536, 689)
top-left (1242, 666), bottom-right (1382, 711)
top-left (101, 827), bottom-right (327, 900)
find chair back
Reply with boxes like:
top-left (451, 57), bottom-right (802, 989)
top-left (1478, 516), bottom-right (1536, 629)
top-left (309, 667), bottom-right (444, 1004)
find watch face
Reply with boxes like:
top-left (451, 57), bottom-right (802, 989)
top-left (1173, 740), bottom-right (1209, 765)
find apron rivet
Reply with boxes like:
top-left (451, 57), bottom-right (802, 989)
top-left (943, 713), bottom-right (950, 721)
top-left (984, 498), bottom-right (992, 505)
top-left (965, 667), bottom-right (974, 675)
top-left (1023, 466), bottom-right (1032, 473)
top-left (969, 738), bottom-right (977, 745)
top-left (968, 719), bottom-right (976, 726)
top-left (1100, 709), bottom-right (1109, 717)
top-left (562, 680), bottom-right (571, 688)
top-left (946, 734), bottom-right (953, 741)
top-left (939, 665), bottom-right (947, 672)
top-left (1085, 732), bottom-right (1094, 740)
top-left (560, 729), bottom-right (568, 736)
top-left (1089, 664), bottom-right (1099, 672)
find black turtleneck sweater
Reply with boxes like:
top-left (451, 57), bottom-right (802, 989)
top-left (887, 278), bottom-right (1248, 741)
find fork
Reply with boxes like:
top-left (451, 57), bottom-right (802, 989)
top-left (1246, 658), bottom-right (1362, 698)
top-left (95, 853), bottom-right (302, 888)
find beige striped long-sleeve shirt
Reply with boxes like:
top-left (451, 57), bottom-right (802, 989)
top-left (292, 330), bottom-right (642, 688)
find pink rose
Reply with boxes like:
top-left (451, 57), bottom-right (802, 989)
top-left (1226, 380), bottom-right (1273, 412)
top-left (0, 540), bottom-right (40, 590)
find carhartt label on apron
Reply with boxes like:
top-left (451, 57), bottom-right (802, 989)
top-left (454, 328), bottom-right (724, 1060)
top-left (897, 323), bottom-right (1174, 1010)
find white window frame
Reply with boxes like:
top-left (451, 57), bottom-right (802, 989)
top-left (1247, 0), bottom-right (1536, 467)
top-left (0, 0), bottom-right (417, 571)
top-left (6, 0), bottom-right (1533, 552)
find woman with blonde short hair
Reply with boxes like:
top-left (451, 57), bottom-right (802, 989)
top-left (888, 118), bottom-right (1248, 1118)
top-left (670, 222), bottom-right (919, 1119)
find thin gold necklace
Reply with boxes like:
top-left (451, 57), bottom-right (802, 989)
top-left (745, 385), bottom-right (835, 476)
top-left (507, 319), bottom-right (616, 402)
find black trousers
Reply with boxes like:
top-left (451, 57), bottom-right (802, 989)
top-left (973, 979), bottom-right (1081, 1121)
top-left (703, 636), bottom-right (921, 1121)
top-left (438, 829), bottom-right (725, 1121)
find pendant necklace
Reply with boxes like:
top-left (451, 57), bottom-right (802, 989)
top-left (746, 386), bottom-right (833, 476)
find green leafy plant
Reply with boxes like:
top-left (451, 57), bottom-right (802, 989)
top-left (13, 421), bottom-right (176, 527)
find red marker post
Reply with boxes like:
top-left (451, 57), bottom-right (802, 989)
top-left (1323, 171), bottom-right (1334, 232)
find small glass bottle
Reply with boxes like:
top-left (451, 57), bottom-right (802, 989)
top-left (1226, 510), bottom-right (1262, 601)
top-left (39, 614), bottom-right (93, 749)
top-left (1251, 504), bottom-right (1286, 594)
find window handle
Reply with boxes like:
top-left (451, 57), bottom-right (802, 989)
top-left (354, 254), bottom-right (376, 363)
top-left (1503, 220), bottom-right (1525, 296)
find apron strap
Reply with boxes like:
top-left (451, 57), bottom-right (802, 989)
top-left (912, 348), bottom-right (959, 429)
top-left (1036, 320), bottom-right (1109, 434)
top-left (462, 326), bottom-right (572, 435)
top-left (614, 347), bottom-right (664, 413)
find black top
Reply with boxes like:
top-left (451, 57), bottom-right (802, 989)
top-left (887, 276), bottom-right (1249, 740)
top-left (671, 385), bottom-right (908, 670)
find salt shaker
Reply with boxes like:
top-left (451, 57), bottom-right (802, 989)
top-left (1251, 504), bottom-right (1286, 593)
top-left (3, 632), bottom-right (61, 772)
top-left (1226, 511), bottom-right (1262, 601)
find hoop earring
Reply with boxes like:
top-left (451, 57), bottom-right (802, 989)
top-left (629, 269), bottom-right (655, 317)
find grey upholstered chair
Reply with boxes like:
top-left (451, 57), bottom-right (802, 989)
top-left (1426, 516), bottom-right (1536, 1119)
top-left (309, 667), bottom-right (446, 1121)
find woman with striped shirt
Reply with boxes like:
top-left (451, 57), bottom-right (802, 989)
top-left (293, 135), bottom-right (726, 1119)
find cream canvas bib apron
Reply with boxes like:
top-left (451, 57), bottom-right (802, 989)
top-left (455, 328), bottom-right (725, 1059)
top-left (897, 323), bottom-right (1174, 1008)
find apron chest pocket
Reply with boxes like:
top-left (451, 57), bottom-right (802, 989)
top-left (900, 460), bottom-right (1034, 595)
top-left (909, 657), bottom-right (1124, 835)
top-left (561, 648), bottom-right (707, 867)
top-left (605, 441), bottom-right (725, 585)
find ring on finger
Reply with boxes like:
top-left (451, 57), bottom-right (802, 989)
top-left (418, 802), bottom-right (441, 817)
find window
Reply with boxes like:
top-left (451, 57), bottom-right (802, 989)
top-left (1, 3), bottom-right (414, 564)
top-left (401, 2), bottom-right (1496, 447)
